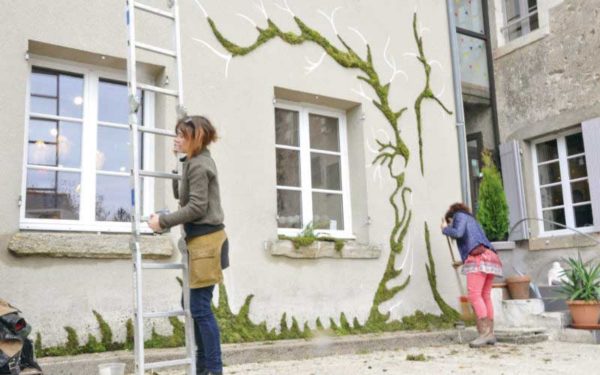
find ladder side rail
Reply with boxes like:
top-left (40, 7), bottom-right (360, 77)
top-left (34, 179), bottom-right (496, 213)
top-left (126, 1), bottom-right (145, 374)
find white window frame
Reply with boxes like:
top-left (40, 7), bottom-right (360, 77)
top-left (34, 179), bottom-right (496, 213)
top-left (493, 0), bottom-right (563, 56)
top-left (275, 100), bottom-right (353, 239)
top-left (501, 0), bottom-right (539, 42)
top-left (531, 128), bottom-right (598, 237)
top-left (20, 56), bottom-right (155, 233)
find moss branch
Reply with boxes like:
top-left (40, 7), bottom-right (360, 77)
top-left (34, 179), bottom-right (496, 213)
top-left (412, 14), bottom-right (453, 175)
top-left (424, 222), bottom-right (461, 320)
top-left (202, 10), bottom-right (456, 330)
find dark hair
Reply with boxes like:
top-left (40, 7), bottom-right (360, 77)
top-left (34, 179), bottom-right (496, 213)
top-left (444, 202), bottom-right (471, 223)
top-left (175, 115), bottom-right (218, 158)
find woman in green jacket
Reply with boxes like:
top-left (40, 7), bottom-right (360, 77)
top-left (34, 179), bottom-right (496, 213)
top-left (148, 116), bottom-right (226, 375)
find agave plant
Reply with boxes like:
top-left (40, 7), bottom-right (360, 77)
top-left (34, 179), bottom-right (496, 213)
top-left (558, 255), bottom-right (600, 301)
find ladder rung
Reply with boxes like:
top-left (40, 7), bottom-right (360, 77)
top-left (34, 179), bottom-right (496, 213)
top-left (138, 83), bottom-right (178, 97)
top-left (144, 358), bottom-right (192, 370)
top-left (139, 170), bottom-right (181, 180)
top-left (142, 262), bottom-right (184, 270)
top-left (143, 309), bottom-right (185, 319)
top-left (136, 42), bottom-right (177, 57)
top-left (137, 126), bottom-right (176, 137)
top-left (134, 2), bottom-right (175, 20)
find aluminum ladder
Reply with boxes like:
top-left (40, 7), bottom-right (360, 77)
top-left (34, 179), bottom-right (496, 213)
top-left (125, 0), bottom-right (195, 373)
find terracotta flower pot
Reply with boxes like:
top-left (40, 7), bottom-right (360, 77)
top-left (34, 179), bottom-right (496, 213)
top-left (567, 300), bottom-right (600, 327)
top-left (492, 282), bottom-right (509, 300)
top-left (506, 275), bottom-right (531, 299)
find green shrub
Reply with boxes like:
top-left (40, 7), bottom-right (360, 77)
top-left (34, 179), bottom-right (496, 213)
top-left (476, 150), bottom-right (509, 241)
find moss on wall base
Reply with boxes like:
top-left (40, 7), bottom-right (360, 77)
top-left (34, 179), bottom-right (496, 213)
top-left (35, 283), bottom-right (457, 358)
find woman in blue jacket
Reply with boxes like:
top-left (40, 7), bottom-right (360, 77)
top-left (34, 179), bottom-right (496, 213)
top-left (441, 203), bottom-right (503, 348)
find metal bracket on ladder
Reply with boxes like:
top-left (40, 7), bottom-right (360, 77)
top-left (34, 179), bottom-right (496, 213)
top-left (126, 0), bottom-right (195, 374)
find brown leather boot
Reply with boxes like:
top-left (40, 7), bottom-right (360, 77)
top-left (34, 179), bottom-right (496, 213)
top-left (469, 318), bottom-right (489, 348)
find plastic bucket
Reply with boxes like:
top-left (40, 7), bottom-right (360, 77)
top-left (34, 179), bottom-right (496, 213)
top-left (459, 295), bottom-right (475, 321)
top-left (98, 363), bottom-right (126, 375)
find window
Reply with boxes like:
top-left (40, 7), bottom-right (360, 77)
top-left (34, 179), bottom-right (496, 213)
top-left (21, 60), bottom-right (155, 232)
top-left (454, 0), bottom-right (491, 96)
top-left (532, 131), bottom-right (594, 234)
top-left (274, 103), bottom-right (352, 237)
top-left (502, 0), bottom-right (539, 42)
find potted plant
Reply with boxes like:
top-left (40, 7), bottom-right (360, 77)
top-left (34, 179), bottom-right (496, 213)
top-left (558, 255), bottom-right (600, 327)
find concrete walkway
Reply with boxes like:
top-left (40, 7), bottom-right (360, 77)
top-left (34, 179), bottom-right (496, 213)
top-left (157, 341), bottom-right (597, 375)
top-left (39, 330), bottom-right (475, 374)
top-left (38, 328), bottom-right (596, 374)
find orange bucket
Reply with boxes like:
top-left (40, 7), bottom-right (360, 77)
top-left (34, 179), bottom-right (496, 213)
top-left (459, 295), bottom-right (475, 321)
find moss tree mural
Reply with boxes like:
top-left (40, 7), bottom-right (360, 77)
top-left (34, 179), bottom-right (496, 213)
top-left (193, 1), bottom-right (458, 326)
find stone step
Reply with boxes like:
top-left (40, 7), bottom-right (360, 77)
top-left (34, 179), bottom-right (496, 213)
top-left (495, 327), bottom-right (549, 344)
top-left (558, 328), bottom-right (600, 344)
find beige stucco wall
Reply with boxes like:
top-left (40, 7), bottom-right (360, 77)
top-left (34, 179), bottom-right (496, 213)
top-left (0, 0), bottom-right (463, 346)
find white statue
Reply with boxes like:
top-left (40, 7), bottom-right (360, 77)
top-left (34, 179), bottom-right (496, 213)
top-left (547, 261), bottom-right (567, 286)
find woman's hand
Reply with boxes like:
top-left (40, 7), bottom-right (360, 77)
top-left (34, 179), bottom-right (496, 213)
top-left (452, 260), bottom-right (463, 269)
top-left (441, 217), bottom-right (448, 230)
top-left (148, 213), bottom-right (162, 232)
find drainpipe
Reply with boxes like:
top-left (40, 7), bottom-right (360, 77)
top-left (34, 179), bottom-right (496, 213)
top-left (445, 0), bottom-right (472, 208)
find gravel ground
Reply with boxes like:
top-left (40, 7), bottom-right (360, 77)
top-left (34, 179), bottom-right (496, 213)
top-left (143, 341), bottom-right (594, 374)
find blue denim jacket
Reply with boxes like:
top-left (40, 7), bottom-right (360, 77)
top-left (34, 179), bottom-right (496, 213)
top-left (442, 211), bottom-right (494, 262)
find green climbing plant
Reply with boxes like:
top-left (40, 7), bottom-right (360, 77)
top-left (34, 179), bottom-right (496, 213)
top-left (424, 222), bottom-right (461, 320)
top-left (202, 8), bottom-right (451, 323)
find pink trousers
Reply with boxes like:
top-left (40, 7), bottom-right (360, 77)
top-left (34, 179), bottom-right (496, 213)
top-left (467, 272), bottom-right (495, 320)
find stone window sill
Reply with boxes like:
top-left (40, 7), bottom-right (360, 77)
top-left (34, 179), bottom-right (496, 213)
top-left (267, 239), bottom-right (381, 259)
top-left (7, 231), bottom-right (174, 259)
top-left (493, 26), bottom-right (550, 60)
top-left (526, 233), bottom-right (599, 251)
top-left (491, 241), bottom-right (516, 251)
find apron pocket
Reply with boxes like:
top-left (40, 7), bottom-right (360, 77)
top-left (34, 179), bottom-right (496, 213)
top-left (187, 232), bottom-right (225, 288)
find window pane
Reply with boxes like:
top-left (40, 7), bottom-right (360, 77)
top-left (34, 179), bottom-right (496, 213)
top-left (277, 189), bottom-right (302, 228)
top-left (312, 192), bottom-right (344, 230)
top-left (536, 140), bottom-right (558, 162)
top-left (25, 170), bottom-right (80, 219)
top-left (529, 13), bottom-right (539, 32)
top-left (311, 153), bottom-right (341, 190)
top-left (275, 108), bottom-right (299, 146)
top-left (96, 175), bottom-right (132, 222)
top-left (96, 126), bottom-right (142, 172)
top-left (28, 121), bottom-right (81, 168)
top-left (309, 114), bottom-right (340, 152)
top-left (574, 204), bottom-right (594, 228)
top-left (455, 0), bottom-right (485, 34)
top-left (505, 0), bottom-right (521, 21)
top-left (458, 35), bottom-right (490, 90)
top-left (542, 208), bottom-right (565, 231)
top-left (28, 119), bottom-right (57, 143)
top-left (59, 75), bottom-right (84, 118)
top-left (568, 155), bottom-right (587, 179)
top-left (30, 71), bottom-right (57, 96)
top-left (537, 161), bottom-right (561, 185)
top-left (275, 149), bottom-right (300, 187)
top-left (540, 185), bottom-right (563, 208)
top-left (566, 133), bottom-right (584, 156)
top-left (98, 80), bottom-right (142, 124)
top-left (571, 180), bottom-right (590, 203)
top-left (97, 126), bottom-right (133, 172)
top-left (30, 96), bottom-right (57, 115)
